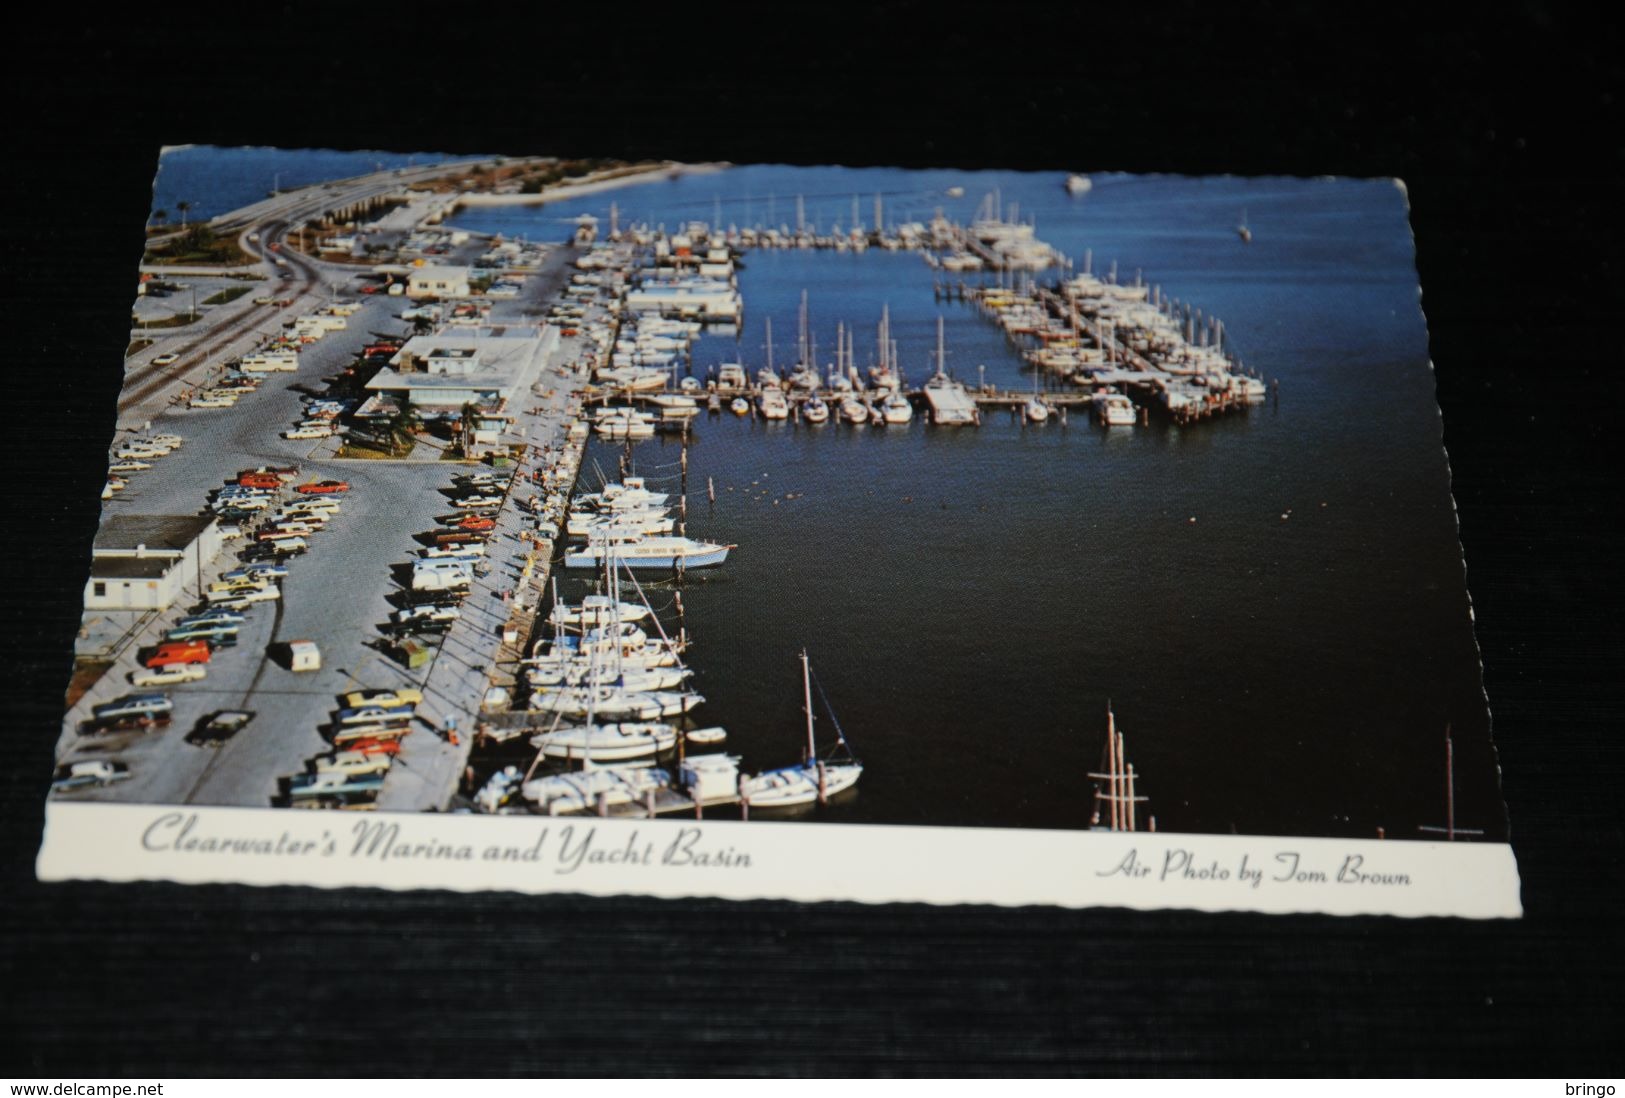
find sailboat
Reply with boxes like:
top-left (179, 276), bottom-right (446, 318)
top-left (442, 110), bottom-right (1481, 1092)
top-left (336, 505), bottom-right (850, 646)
top-left (802, 395), bottom-right (830, 424)
top-left (1236, 209), bottom-right (1252, 243)
top-left (1065, 174), bottom-right (1093, 196)
top-left (1024, 360), bottom-right (1050, 423)
top-left (739, 651), bottom-right (863, 808)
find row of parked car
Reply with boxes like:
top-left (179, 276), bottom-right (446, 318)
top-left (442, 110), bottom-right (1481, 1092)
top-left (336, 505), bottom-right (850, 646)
top-left (285, 687), bottom-right (425, 810)
top-left (105, 432), bottom-right (184, 497)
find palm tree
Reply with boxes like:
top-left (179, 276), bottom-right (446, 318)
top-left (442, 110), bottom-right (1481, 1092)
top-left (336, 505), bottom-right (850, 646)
top-left (384, 404), bottom-right (422, 455)
top-left (458, 402), bottom-right (482, 457)
top-left (151, 209), bottom-right (168, 232)
top-left (176, 200), bottom-right (191, 229)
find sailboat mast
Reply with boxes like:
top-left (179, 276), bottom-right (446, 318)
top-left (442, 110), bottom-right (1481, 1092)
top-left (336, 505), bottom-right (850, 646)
top-left (1108, 705), bottom-right (1121, 831)
top-left (801, 650), bottom-right (816, 765)
top-left (936, 315), bottom-right (946, 377)
top-left (879, 304), bottom-right (890, 370)
top-left (798, 290), bottom-right (809, 365)
top-left (765, 316), bottom-right (774, 374)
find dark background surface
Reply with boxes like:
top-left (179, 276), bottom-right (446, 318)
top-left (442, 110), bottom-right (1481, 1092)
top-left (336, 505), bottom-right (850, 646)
top-left (4, 2), bottom-right (1621, 1076)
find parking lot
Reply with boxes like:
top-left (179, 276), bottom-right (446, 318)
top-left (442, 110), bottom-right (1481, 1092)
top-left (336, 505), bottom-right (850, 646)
top-left (58, 243), bottom-right (589, 809)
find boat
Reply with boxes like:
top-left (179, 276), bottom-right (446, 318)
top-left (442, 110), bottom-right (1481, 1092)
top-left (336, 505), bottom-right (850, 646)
top-left (593, 409), bottom-right (657, 439)
top-left (730, 397), bottom-right (750, 416)
top-left (945, 186), bottom-right (965, 198)
top-left (564, 535), bottom-right (733, 570)
top-left (1025, 397), bottom-right (1050, 423)
top-left (758, 387), bottom-right (790, 420)
top-left (738, 651), bottom-right (863, 809)
top-left (521, 766), bottom-right (674, 814)
top-left (840, 397), bottom-right (870, 424)
top-left (530, 722), bottom-right (680, 762)
top-left (528, 686), bottom-right (704, 721)
top-left (1065, 174), bottom-right (1093, 195)
top-left (548, 595), bottom-right (652, 628)
top-left (1237, 209), bottom-right (1252, 243)
top-left (922, 317), bottom-right (979, 426)
top-left (802, 396), bottom-right (830, 424)
top-left (568, 512), bottom-right (675, 539)
top-left (1093, 390), bottom-right (1136, 426)
top-left (881, 389), bottom-right (914, 424)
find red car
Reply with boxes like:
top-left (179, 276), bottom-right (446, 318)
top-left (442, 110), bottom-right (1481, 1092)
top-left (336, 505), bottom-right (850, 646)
top-left (238, 472), bottom-right (281, 490)
top-left (296, 480), bottom-right (350, 495)
top-left (145, 640), bottom-right (212, 668)
top-left (456, 515), bottom-right (496, 531)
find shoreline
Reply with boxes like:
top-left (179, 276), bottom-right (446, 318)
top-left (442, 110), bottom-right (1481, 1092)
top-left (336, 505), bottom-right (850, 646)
top-left (451, 161), bottom-right (729, 210)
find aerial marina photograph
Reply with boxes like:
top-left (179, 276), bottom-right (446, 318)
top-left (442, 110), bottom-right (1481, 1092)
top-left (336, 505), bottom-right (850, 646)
top-left (45, 145), bottom-right (1510, 854)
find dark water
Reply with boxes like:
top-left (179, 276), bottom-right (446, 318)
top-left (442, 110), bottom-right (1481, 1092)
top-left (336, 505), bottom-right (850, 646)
top-left (161, 151), bottom-right (1501, 838)
top-left (467, 169), bottom-right (1499, 840)
top-left (152, 145), bottom-right (469, 222)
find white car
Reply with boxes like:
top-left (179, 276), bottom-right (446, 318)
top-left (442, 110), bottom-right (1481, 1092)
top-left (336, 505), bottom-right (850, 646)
top-left (207, 585), bottom-right (280, 604)
top-left (132, 663), bottom-right (208, 687)
top-left (150, 435), bottom-right (183, 447)
top-left (284, 426), bottom-right (335, 440)
top-left (108, 460), bottom-right (152, 473)
top-left (117, 445), bottom-right (169, 460)
top-left (152, 352), bottom-right (180, 366)
top-left (218, 525), bottom-right (244, 541)
top-left (190, 394), bottom-right (237, 409)
top-left (394, 604), bottom-right (460, 625)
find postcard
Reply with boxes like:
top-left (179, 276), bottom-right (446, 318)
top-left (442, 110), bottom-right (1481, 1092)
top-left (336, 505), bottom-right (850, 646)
top-left (35, 147), bottom-right (1521, 918)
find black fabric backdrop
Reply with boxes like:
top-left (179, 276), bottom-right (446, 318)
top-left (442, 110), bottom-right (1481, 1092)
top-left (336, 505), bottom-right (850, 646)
top-left (4, 3), bottom-right (1621, 1076)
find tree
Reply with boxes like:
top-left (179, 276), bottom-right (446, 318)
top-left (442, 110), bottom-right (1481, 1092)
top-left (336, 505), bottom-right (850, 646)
top-left (458, 402), bottom-right (482, 456)
top-left (176, 200), bottom-right (191, 229)
top-left (384, 405), bottom-right (422, 455)
top-left (151, 209), bottom-right (168, 231)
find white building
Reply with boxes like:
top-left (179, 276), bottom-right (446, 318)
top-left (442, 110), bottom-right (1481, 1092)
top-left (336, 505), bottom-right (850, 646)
top-left (84, 515), bottom-right (223, 612)
top-left (407, 265), bottom-right (473, 299)
top-left (361, 327), bottom-right (558, 419)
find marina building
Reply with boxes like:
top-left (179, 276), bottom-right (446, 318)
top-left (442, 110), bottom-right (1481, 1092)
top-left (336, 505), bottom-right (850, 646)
top-left (407, 264), bottom-right (474, 299)
top-left (84, 514), bottom-right (223, 612)
top-left (360, 326), bottom-right (558, 423)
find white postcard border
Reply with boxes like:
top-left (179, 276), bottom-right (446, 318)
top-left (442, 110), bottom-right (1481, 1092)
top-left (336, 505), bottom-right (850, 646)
top-left (37, 802), bottom-right (1522, 918)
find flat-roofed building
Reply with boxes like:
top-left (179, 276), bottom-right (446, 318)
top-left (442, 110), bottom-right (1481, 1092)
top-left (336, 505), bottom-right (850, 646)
top-left (407, 264), bottom-right (473, 299)
top-left (361, 326), bottom-right (558, 415)
top-left (85, 514), bottom-right (223, 612)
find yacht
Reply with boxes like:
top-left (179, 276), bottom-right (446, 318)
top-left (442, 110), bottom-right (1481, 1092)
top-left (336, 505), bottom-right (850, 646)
top-left (522, 766), bottom-right (674, 814)
top-left (881, 390), bottom-right (914, 425)
top-left (840, 397), bottom-right (870, 425)
top-left (564, 535), bottom-right (733, 570)
top-left (758, 387), bottom-right (790, 420)
top-left (1094, 390), bottom-right (1137, 426)
top-left (1066, 174), bottom-right (1093, 195)
top-left (530, 722), bottom-right (680, 762)
top-left (802, 396), bottom-right (830, 424)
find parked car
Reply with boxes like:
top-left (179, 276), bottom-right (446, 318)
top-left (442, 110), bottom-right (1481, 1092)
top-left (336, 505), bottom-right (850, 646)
top-left (238, 543), bottom-right (306, 563)
top-left (131, 662), bottom-right (208, 687)
top-left (238, 472), bottom-right (282, 489)
top-left (144, 641), bottom-right (211, 668)
top-left (206, 584), bottom-right (279, 605)
top-left (284, 426), bottom-right (335, 440)
top-left (152, 352), bottom-right (180, 366)
top-left (52, 760), bottom-right (132, 792)
top-left (182, 607), bottom-right (248, 623)
top-left (166, 621), bottom-right (240, 644)
top-left (341, 688), bottom-right (424, 710)
top-left (296, 480), bottom-right (349, 495)
top-left (187, 710), bottom-right (255, 746)
top-left (94, 692), bottom-right (173, 721)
